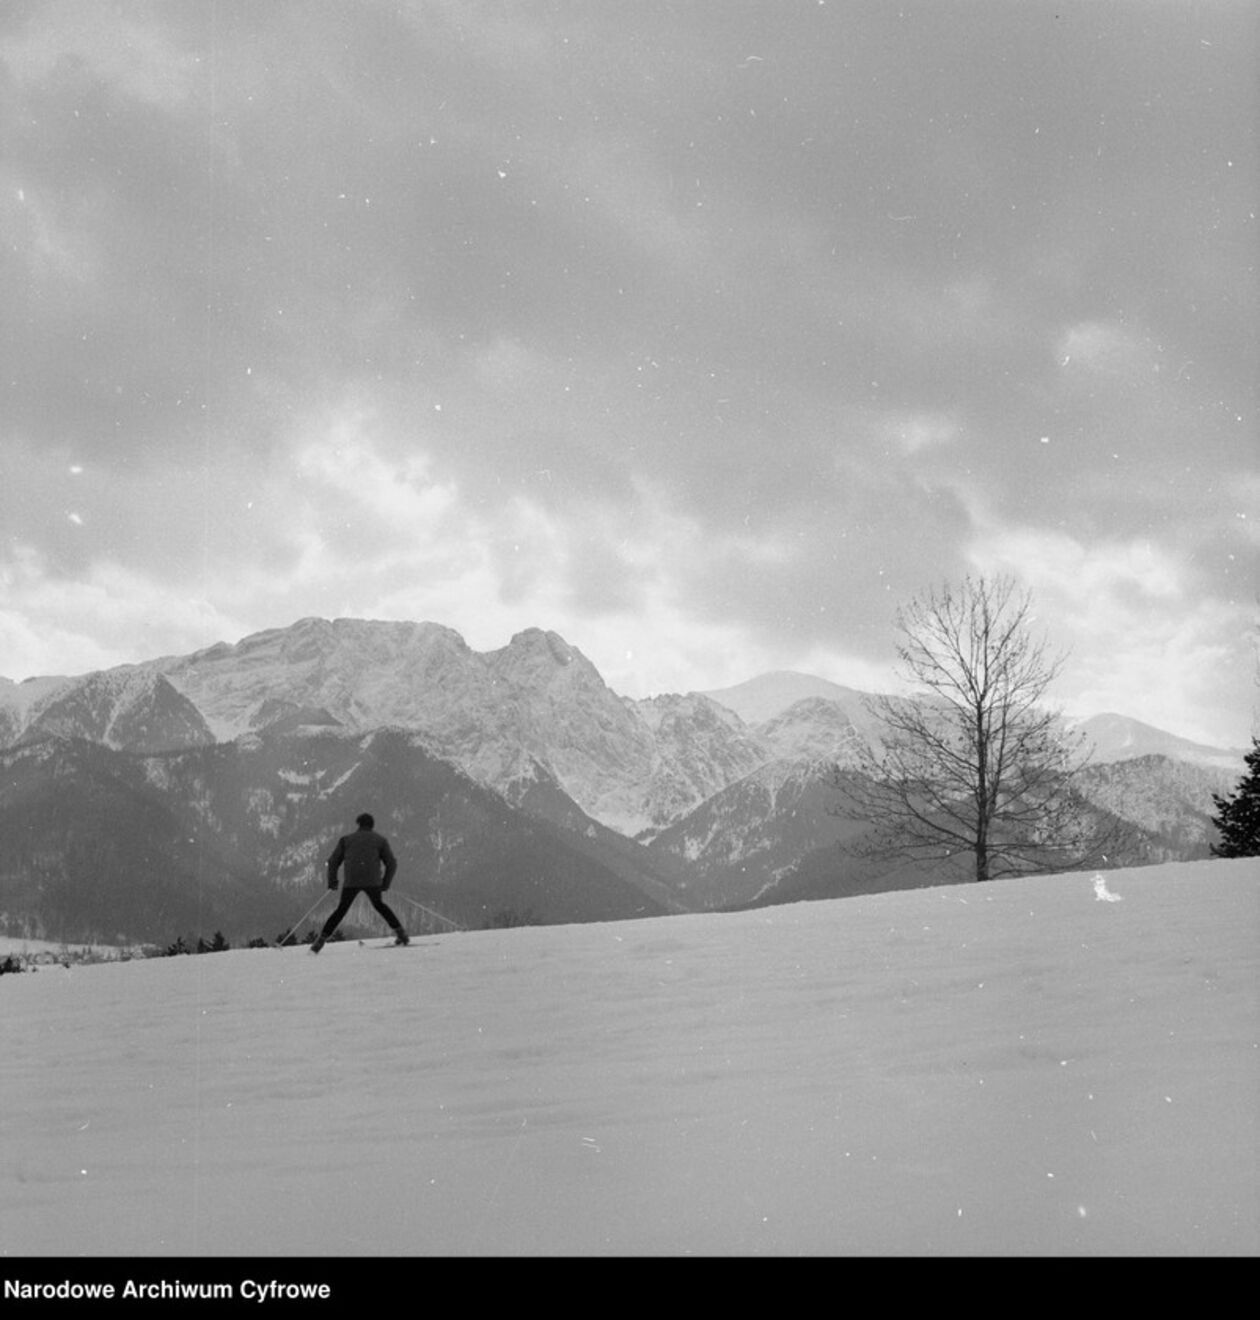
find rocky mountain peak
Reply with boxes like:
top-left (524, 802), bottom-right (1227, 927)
top-left (491, 628), bottom-right (586, 686)
top-left (636, 691), bottom-right (747, 735)
top-left (507, 626), bottom-right (573, 660)
top-left (756, 697), bottom-right (869, 766)
top-left (20, 668), bottom-right (214, 753)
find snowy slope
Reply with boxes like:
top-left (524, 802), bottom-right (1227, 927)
top-left (2, 857), bottom-right (1255, 1257)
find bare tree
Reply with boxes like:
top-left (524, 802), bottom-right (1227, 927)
top-left (835, 574), bottom-right (1108, 882)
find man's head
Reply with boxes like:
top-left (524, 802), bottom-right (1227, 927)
top-left (356, 813), bottom-right (375, 830)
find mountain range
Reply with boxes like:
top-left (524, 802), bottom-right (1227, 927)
top-left (0, 617), bottom-right (1245, 945)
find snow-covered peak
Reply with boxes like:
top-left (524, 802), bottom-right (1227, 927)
top-left (702, 670), bottom-right (875, 725)
top-left (16, 668), bottom-right (214, 753)
top-left (487, 628), bottom-right (590, 689)
top-left (1070, 713), bottom-right (1244, 771)
top-left (504, 626), bottom-right (574, 661)
top-left (154, 617), bottom-right (477, 738)
top-left (634, 690), bottom-right (750, 736)
top-left (221, 616), bottom-right (468, 670)
top-left (755, 697), bottom-right (869, 766)
top-left (136, 617), bottom-right (661, 832)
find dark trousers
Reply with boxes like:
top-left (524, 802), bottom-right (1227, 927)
top-left (319, 887), bottom-right (404, 939)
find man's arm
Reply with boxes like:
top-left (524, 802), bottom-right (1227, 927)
top-left (326, 838), bottom-right (345, 889)
top-left (380, 840), bottom-right (398, 890)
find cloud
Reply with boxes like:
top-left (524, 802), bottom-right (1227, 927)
top-left (471, 338), bottom-right (553, 395)
top-left (1, 171), bottom-right (98, 283)
top-left (887, 411), bottom-right (961, 455)
top-left (292, 410), bottom-right (461, 542)
top-left (0, 543), bottom-right (244, 680)
top-left (974, 523), bottom-right (1184, 603)
top-left (1056, 319), bottom-right (1157, 379)
top-left (968, 521), bottom-right (1254, 746)
top-left (0, 2), bottom-right (1253, 748)
top-left (0, 2), bottom-right (202, 108)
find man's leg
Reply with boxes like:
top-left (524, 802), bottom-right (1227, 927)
top-left (366, 889), bottom-right (408, 943)
top-left (311, 888), bottom-right (359, 952)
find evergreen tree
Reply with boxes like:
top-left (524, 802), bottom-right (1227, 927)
top-left (1210, 739), bottom-right (1260, 857)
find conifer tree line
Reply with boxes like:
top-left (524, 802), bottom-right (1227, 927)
top-left (1210, 739), bottom-right (1260, 858)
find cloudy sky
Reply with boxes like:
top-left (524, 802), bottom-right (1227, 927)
top-left (1, 1), bottom-right (1255, 746)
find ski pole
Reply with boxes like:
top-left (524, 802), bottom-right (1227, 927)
top-left (395, 892), bottom-right (464, 931)
top-left (278, 888), bottom-right (331, 946)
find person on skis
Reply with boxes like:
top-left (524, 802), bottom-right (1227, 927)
top-left (311, 813), bottom-right (408, 952)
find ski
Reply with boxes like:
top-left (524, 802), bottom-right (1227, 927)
top-left (363, 938), bottom-right (434, 949)
top-left (299, 936), bottom-right (433, 953)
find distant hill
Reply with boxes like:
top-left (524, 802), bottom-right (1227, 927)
top-left (1071, 712), bottom-right (1246, 772)
top-left (701, 670), bottom-right (878, 725)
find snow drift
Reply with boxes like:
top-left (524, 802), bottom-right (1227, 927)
top-left (2, 857), bottom-right (1256, 1256)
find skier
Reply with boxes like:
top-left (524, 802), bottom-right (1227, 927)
top-left (311, 813), bottom-right (409, 952)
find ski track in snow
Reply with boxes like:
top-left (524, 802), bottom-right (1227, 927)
top-left (1, 858), bottom-right (1256, 1257)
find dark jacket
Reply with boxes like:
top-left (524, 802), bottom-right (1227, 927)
top-left (327, 828), bottom-right (398, 891)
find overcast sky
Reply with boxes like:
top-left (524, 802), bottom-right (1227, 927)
top-left (1, 1), bottom-right (1256, 745)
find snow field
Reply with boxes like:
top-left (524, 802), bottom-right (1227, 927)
top-left (1, 857), bottom-right (1256, 1256)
